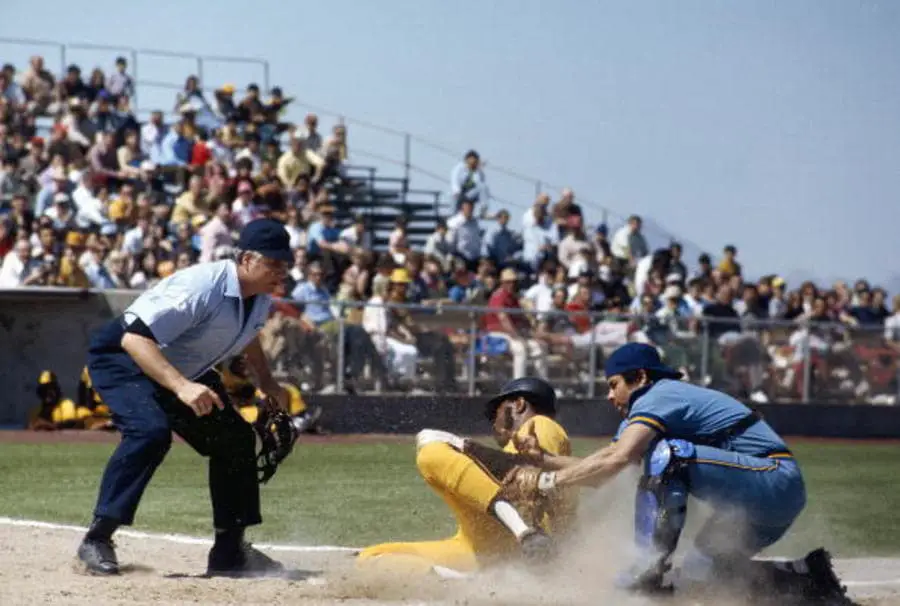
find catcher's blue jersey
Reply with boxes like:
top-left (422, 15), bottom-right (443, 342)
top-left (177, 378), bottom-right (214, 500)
top-left (619, 379), bottom-right (789, 456)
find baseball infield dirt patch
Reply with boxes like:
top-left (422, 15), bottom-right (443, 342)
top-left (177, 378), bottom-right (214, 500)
top-left (1, 521), bottom-right (899, 606)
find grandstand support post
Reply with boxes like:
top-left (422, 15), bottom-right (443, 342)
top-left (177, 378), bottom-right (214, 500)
top-left (700, 319), bottom-right (710, 384)
top-left (130, 50), bottom-right (139, 111)
top-left (535, 180), bottom-right (542, 197)
top-left (196, 57), bottom-right (204, 92)
top-left (587, 312), bottom-right (597, 398)
top-left (60, 45), bottom-right (67, 79)
top-left (801, 331), bottom-right (812, 403)
top-left (467, 314), bottom-right (477, 396)
top-left (336, 305), bottom-right (346, 394)
top-left (263, 61), bottom-right (270, 94)
top-left (403, 133), bottom-right (411, 187)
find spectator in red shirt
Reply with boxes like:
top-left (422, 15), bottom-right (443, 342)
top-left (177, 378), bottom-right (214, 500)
top-left (565, 285), bottom-right (592, 334)
top-left (483, 267), bottom-right (547, 379)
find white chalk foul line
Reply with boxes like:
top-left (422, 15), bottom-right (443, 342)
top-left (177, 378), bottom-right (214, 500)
top-left (3, 517), bottom-right (900, 590)
top-left (0, 516), bottom-right (358, 553)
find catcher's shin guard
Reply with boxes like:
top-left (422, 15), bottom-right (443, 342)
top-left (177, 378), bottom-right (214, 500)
top-left (618, 438), bottom-right (693, 591)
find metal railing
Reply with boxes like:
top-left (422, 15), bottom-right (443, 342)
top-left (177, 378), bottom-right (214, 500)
top-left (0, 35), bottom-right (707, 259)
top-left (263, 298), bottom-right (900, 405)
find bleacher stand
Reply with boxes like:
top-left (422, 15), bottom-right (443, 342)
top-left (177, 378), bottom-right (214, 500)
top-left (1, 52), bottom-right (898, 404)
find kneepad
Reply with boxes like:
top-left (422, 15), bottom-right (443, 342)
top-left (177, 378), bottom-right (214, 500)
top-left (634, 439), bottom-right (695, 559)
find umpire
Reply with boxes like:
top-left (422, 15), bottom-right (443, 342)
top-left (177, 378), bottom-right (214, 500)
top-left (77, 218), bottom-right (294, 578)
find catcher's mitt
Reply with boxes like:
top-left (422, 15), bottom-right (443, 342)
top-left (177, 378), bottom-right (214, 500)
top-left (499, 465), bottom-right (548, 527)
top-left (252, 403), bottom-right (299, 484)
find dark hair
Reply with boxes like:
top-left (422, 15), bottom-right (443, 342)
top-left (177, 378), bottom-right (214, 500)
top-left (620, 368), bottom-right (670, 386)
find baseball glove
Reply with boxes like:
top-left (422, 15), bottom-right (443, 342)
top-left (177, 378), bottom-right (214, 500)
top-left (499, 465), bottom-right (547, 527)
top-left (252, 403), bottom-right (299, 484)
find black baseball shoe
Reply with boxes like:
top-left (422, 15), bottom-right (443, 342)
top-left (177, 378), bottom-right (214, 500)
top-left (77, 537), bottom-right (120, 575)
top-left (803, 548), bottom-right (859, 605)
top-left (207, 541), bottom-right (285, 578)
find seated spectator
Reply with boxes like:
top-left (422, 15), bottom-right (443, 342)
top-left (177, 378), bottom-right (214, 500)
top-left (291, 261), bottom-right (389, 389)
top-left (420, 255), bottom-right (448, 301)
top-left (521, 192), bottom-right (550, 230)
top-left (447, 260), bottom-right (482, 304)
top-left (158, 120), bottom-right (192, 167)
top-left (19, 56), bottom-right (54, 115)
top-left (482, 268), bottom-right (547, 379)
top-left (610, 214), bottom-right (648, 272)
top-left (307, 204), bottom-right (349, 289)
top-left (277, 135), bottom-right (323, 189)
top-left (423, 218), bottom-right (453, 271)
top-left (521, 200), bottom-right (558, 272)
top-left (339, 214), bottom-right (372, 252)
top-left (447, 199), bottom-right (481, 272)
top-left (483, 209), bottom-right (521, 269)
top-left (388, 216), bottom-right (409, 265)
top-left (718, 244), bottom-right (742, 278)
top-left (300, 113), bottom-right (323, 153)
top-left (0, 237), bottom-right (36, 287)
top-left (362, 269), bottom-right (420, 384)
top-left (848, 288), bottom-right (883, 327)
top-left (522, 261), bottom-right (556, 316)
top-left (703, 285), bottom-right (741, 340)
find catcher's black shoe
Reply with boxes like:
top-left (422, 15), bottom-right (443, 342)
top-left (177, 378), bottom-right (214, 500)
top-left (206, 541), bottom-right (285, 578)
top-left (77, 537), bottom-right (120, 575)
top-left (803, 548), bottom-right (859, 605)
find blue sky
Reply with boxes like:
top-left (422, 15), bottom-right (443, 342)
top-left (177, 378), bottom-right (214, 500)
top-left (2, 0), bottom-right (898, 288)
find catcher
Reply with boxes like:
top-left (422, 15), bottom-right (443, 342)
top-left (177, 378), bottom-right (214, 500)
top-left (357, 377), bottom-right (575, 576)
top-left (500, 343), bottom-right (856, 605)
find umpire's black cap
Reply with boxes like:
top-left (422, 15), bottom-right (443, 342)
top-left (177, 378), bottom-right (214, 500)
top-left (237, 218), bottom-right (293, 263)
top-left (485, 377), bottom-right (557, 421)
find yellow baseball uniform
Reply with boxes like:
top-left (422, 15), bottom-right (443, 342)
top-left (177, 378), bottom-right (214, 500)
top-left (357, 415), bottom-right (575, 575)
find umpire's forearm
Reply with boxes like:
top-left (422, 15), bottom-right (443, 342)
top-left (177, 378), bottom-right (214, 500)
top-left (121, 333), bottom-right (190, 393)
top-left (540, 454), bottom-right (585, 471)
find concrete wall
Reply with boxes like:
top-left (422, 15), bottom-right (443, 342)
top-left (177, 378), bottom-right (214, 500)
top-left (0, 289), bottom-right (138, 424)
top-left (3, 290), bottom-right (899, 438)
top-left (305, 395), bottom-right (900, 439)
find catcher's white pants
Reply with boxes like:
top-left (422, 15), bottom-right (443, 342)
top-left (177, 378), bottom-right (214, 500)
top-left (385, 337), bottom-right (419, 380)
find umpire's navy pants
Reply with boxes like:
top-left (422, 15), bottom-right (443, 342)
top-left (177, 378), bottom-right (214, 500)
top-left (87, 318), bottom-right (261, 529)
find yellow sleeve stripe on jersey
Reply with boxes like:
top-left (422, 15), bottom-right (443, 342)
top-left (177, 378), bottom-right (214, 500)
top-left (628, 415), bottom-right (666, 433)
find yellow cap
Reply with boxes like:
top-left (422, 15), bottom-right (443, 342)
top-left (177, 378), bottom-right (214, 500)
top-left (389, 268), bottom-right (412, 284)
top-left (38, 370), bottom-right (56, 385)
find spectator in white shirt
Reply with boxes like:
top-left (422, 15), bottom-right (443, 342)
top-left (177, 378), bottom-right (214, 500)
top-left (521, 192), bottom-right (551, 230)
top-left (610, 214), bottom-right (649, 270)
top-left (446, 199), bottom-right (482, 271)
top-left (522, 261), bottom-right (556, 316)
top-left (199, 201), bottom-right (234, 263)
top-left (71, 171), bottom-right (107, 228)
top-left (44, 193), bottom-right (78, 231)
top-left (423, 219), bottom-right (453, 271)
top-left (0, 238), bottom-right (36, 287)
top-left (450, 150), bottom-right (489, 212)
top-left (339, 214), bottom-right (372, 251)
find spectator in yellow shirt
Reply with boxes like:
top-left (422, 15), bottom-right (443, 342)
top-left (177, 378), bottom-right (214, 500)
top-left (717, 244), bottom-right (742, 277)
top-left (276, 136), bottom-right (323, 189)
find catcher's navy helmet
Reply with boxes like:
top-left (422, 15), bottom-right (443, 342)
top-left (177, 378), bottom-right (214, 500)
top-left (485, 377), bottom-right (557, 421)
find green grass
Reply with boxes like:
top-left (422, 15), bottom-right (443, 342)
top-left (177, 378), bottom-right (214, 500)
top-left (0, 438), bottom-right (897, 557)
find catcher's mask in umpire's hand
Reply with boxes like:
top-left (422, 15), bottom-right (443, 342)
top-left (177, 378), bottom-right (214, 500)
top-left (485, 377), bottom-right (557, 422)
top-left (252, 406), bottom-right (299, 483)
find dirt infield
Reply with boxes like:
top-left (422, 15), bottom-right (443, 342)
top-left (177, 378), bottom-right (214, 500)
top-left (1, 520), bottom-right (899, 606)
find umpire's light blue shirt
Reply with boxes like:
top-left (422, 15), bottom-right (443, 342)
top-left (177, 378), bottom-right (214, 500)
top-left (122, 260), bottom-right (272, 380)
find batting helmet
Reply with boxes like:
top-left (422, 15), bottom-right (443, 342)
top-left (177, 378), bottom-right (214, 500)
top-left (485, 377), bottom-right (557, 421)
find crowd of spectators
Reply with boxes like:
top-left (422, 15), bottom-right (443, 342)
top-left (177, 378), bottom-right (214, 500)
top-left (1, 53), bottom-right (898, 402)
